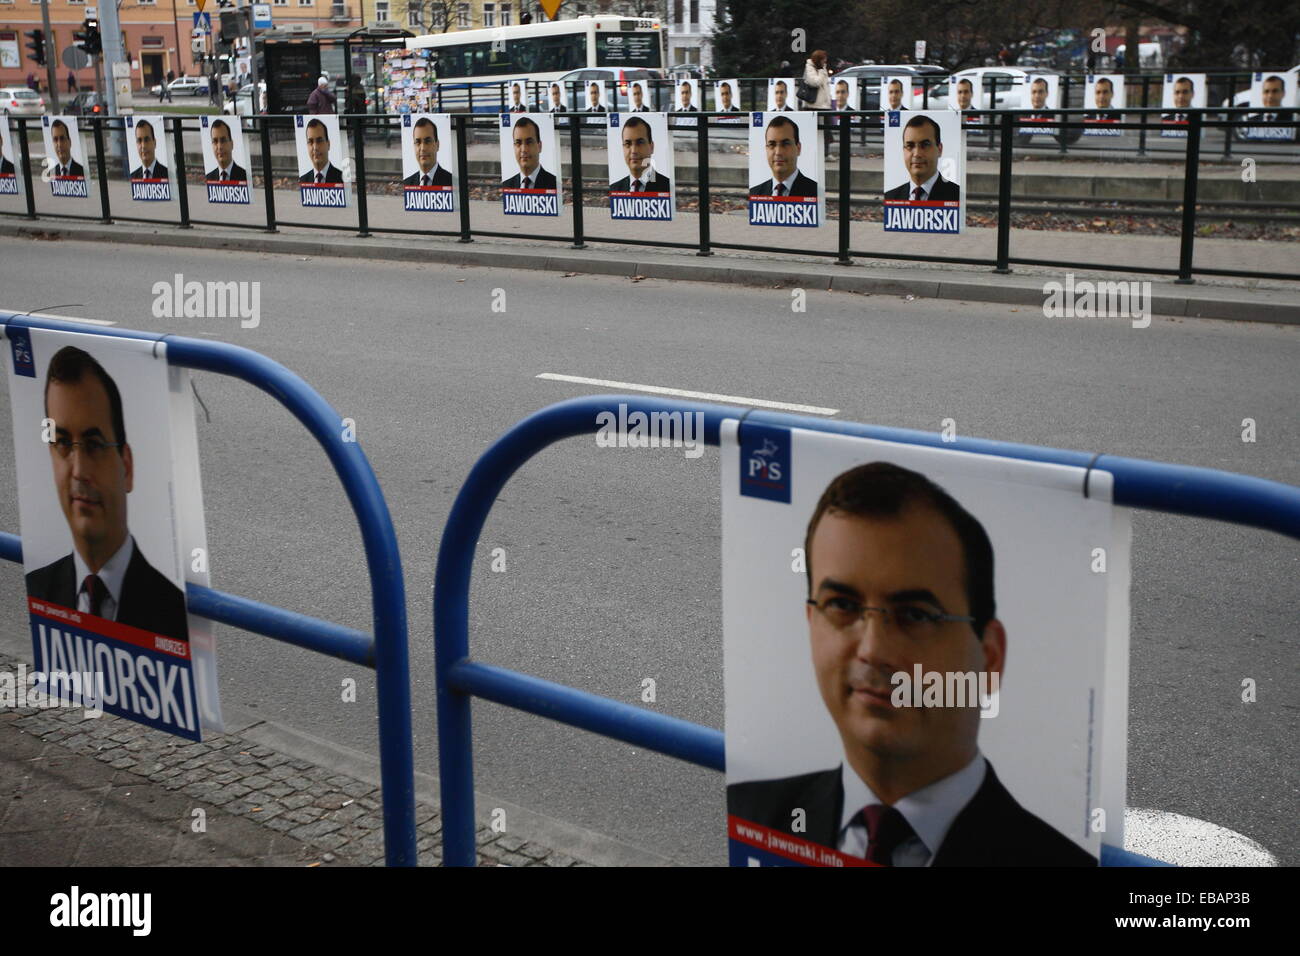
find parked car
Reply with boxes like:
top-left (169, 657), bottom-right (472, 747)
top-left (832, 64), bottom-right (948, 110)
top-left (554, 67), bottom-right (662, 110)
top-left (0, 86), bottom-right (45, 117)
top-left (149, 76), bottom-right (210, 98)
top-left (66, 91), bottom-right (106, 116)
top-left (222, 81), bottom-right (267, 117)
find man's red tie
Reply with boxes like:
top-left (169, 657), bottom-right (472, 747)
top-left (82, 574), bottom-right (108, 618)
top-left (859, 804), bottom-right (915, 865)
top-left (775, 183), bottom-right (787, 196)
top-left (912, 186), bottom-right (925, 201)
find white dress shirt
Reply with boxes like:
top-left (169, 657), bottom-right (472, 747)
top-left (74, 536), bottom-right (134, 622)
top-left (908, 169), bottom-right (942, 201)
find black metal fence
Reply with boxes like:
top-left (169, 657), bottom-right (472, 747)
top-left (3, 107), bottom-right (1297, 283)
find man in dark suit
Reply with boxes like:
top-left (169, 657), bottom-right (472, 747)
top-left (609, 116), bottom-right (671, 194)
top-left (883, 114), bottom-right (960, 202)
top-left (128, 119), bottom-right (169, 180)
top-left (717, 81), bottom-right (741, 112)
top-left (770, 79), bottom-right (794, 111)
top-left (548, 82), bottom-right (569, 113)
top-left (628, 81), bottom-right (650, 112)
top-left (205, 119), bottom-right (248, 182)
top-left (584, 81), bottom-right (607, 112)
top-left (749, 115), bottom-right (817, 197)
top-left (500, 116), bottom-right (556, 189)
top-left (676, 81), bottom-right (699, 111)
top-left (507, 81), bottom-right (527, 113)
top-left (49, 119), bottom-right (85, 178)
top-left (726, 462), bottom-right (1095, 866)
top-left (0, 124), bottom-right (16, 176)
top-left (299, 117), bottom-right (344, 184)
top-left (401, 116), bottom-right (453, 187)
top-left (25, 346), bottom-right (188, 642)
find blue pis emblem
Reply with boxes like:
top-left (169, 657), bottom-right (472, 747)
top-left (888, 111), bottom-right (901, 126)
top-left (739, 424), bottom-right (791, 503)
top-left (9, 327), bottom-right (36, 378)
top-left (501, 114), bottom-right (512, 128)
top-left (609, 113), bottom-right (620, 127)
top-left (403, 114), bottom-right (412, 127)
top-left (296, 115), bottom-right (305, 128)
top-left (752, 112), bottom-right (764, 127)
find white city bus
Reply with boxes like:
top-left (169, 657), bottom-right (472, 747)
top-left (406, 15), bottom-right (666, 111)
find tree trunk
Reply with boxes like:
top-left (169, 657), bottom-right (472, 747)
top-left (1124, 15), bottom-right (1141, 74)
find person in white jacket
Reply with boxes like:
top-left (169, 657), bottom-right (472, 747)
top-left (803, 51), bottom-right (832, 109)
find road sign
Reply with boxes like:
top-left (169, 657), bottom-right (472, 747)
top-left (195, 0), bottom-right (206, 10)
top-left (253, 3), bottom-right (273, 29)
top-left (914, 40), bottom-right (927, 61)
top-left (540, 0), bottom-right (563, 19)
top-left (193, 11), bottom-right (211, 34)
top-left (61, 45), bottom-right (91, 71)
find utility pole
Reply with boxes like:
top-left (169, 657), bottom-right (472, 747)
top-left (38, 0), bottom-right (60, 112)
top-left (99, 0), bottom-right (125, 117)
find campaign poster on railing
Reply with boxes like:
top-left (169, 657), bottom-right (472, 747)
top-left (200, 115), bottom-right (252, 205)
top-left (124, 114), bottom-right (172, 202)
top-left (721, 421), bottom-right (1131, 866)
top-left (882, 75), bottom-right (913, 112)
top-left (504, 76), bottom-right (530, 113)
top-left (626, 79), bottom-right (651, 113)
top-left (673, 78), bottom-right (700, 127)
top-left (1160, 73), bottom-right (1206, 137)
top-left (950, 75), bottom-right (981, 125)
top-left (1083, 75), bottom-right (1125, 136)
top-left (500, 112), bottom-right (561, 217)
top-left (41, 115), bottom-right (88, 198)
top-left (295, 114), bottom-right (349, 208)
top-left (400, 112), bottom-right (455, 213)
top-left (883, 110), bottom-right (964, 235)
top-left (830, 75), bottom-right (858, 113)
top-left (715, 79), bottom-right (743, 115)
top-left (4, 325), bottom-right (224, 741)
top-left (607, 112), bottom-right (673, 222)
top-left (0, 118), bottom-right (19, 197)
top-left (544, 79), bottom-right (570, 114)
top-left (747, 111), bottom-right (822, 228)
top-left (766, 77), bottom-right (798, 112)
top-left (1244, 71), bottom-right (1297, 141)
top-left (1022, 74), bottom-right (1059, 135)
top-left (581, 80), bottom-right (609, 126)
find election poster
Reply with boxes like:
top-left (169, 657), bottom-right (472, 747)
top-left (124, 114), bottom-right (172, 202)
top-left (1083, 75), bottom-right (1125, 136)
top-left (1160, 73), bottom-right (1206, 137)
top-left (607, 111), bottom-right (673, 222)
top-left (504, 76), bottom-right (530, 113)
top-left (721, 421), bottom-right (1130, 866)
top-left (200, 115), bottom-right (253, 205)
top-left (41, 115), bottom-right (88, 199)
top-left (0, 117), bottom-right (20, 198)
top-left (883, 110), bottom-right (964, 235)
top-left (1244, 72), bottom-right (1297, 141)
top-left (499, 112), bottom-right (561, 217)
top-left (715, 78), bottom-right (743, 115)
top-left (400, 112), bottom-right (456, 213)
top-left (1022, 74), bottom-right (1059, 135)
top-left (882, 75), bottom-right (912, 111)
top-left (627, 79), bottom-right (653, 113)
top-left (295, 114), bottom-right (350, 208)
top-left (5, 324), bottom-right (224, 741)
top-left (766, 77), bottom-right (798, 112)
top-left (582, 78), bottom-right (610, 112)
top-left (829, 75), bottom-right (858, 112)
top-left (747, 111), bottom-right (823, 228)
top-left (673, 78), bottom-right (700, 127)
top-left (543, 78), bottom-right (571, 114)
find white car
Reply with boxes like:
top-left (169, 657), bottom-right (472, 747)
top-left (1, 86), bottom-right (46, 117)
top-left (149, 76), bottom-right (210, 97)
top-left (944, 68), bottom-right (1041, 110)
top-left (222, 82), bottom-right (266, 117)
top-left (1219, 65), bottom-right (1300, 139)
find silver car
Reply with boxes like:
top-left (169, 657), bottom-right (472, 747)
top-left (1, 87), bottom-right (46, 117)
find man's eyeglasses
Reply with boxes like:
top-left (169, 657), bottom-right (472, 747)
top-left (49, 436), bottom-right (123, 460)
top-left (806, 596), bottom-right (974, 638)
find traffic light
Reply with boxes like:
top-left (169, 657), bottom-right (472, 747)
top-left (24, 29), bottom-right (46, 66)
top-left (74, 17), bottom-right (102, 56)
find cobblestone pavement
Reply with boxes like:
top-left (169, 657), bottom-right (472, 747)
top-left (0, 650), bottom-right (588, 867)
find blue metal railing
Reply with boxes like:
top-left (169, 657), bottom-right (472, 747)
top-left (433, 394), bottom-right (1300, 868)
top-left (0, 312), bottom-right (417, 866)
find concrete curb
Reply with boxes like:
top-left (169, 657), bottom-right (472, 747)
top-left (2, 218), bottom-right (1296, 325)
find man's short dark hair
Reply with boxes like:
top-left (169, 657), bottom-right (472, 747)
top-left (134, 119), bottom-right (155, 139)
top-left (1264, 74), bottom-right (1285, 85)
top-left (1095, 77), bottom-right (1113, 91)
top-left (804, 462), bottom-right (996, 638)
top-left (958, 78), bottom-right (973, 90)
top-left (1031, 77), bottom-right (1048, 89)
top-left (775, 80), bottom-right (788, 91)
top-left (765, 114), bottom-right (800, 144)
top-left (210, 118), bottom-right (231, 138)
top-left (513, 116), bottom-right (541, 140)
top-left (903, 113), bottom-right (942, 145)
top-left (622, 115), bottom-right (653, 142)
top-left (413, 116), bottom-right (437, 139)
top-left (306, 118), bottom-right (329, 142)
top-left (44, 346), bottom-right (127, 448)
top-left (1174, 77), bottom-right (1193, 89)
top-left (51, 118), bottom-right (68, 136)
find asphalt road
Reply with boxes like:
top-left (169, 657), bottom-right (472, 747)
top-left (0, 235), bottom-right (1295, 866)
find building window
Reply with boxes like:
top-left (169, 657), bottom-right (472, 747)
top-left (499, 2), bottom-right (510, 25)
top-left (430, 6), bottom-right (446, 28)
top-left (376, 0), bottom-right (389, 18)
top-left (456, 2), bottom-right (469, 27)
top-left (141, 35), bottom-right (164, 47)
top-left (483, 2), bottom-right (494, 27)
top-left (689, 0), bottom-right (698, 24)
top-left (274, 0), bottom-right (287, 6)
top-left (672, 0), bottom-right (682, 23)
top-left (408, 4), bottom-right (422, 28)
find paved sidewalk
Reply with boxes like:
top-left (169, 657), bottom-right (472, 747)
top-left (0, 649), bottom-right (590, 867)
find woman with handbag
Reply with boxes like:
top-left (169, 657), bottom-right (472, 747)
top-left (801, 50), bottom-right (832, 109)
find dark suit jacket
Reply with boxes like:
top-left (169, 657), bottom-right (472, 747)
top-left (629, 105), bottom-right (650, 112)
top-left (54, 159), bottom-right (85, 178)
top-left (129, 162), bottom-right (169, 180)
top-left (402, 166), bottom-right (453, 187)
top-left (728, 761), bottom-right (1096, 867)
top-left (508, 105), bottom-right (527, 113)
top-left (884, 173), bottom-right (961, 202)
top-left (206, 163), bottom-right (248, 183)
top-left (609, 170), bottom-right (672, 194)
top-left (26, 543), bottom-right (189, 643)
top-left (550, 104), bottom-right (568, 112)
top-left (1, 158), bottom-right (16, 175)
top-left (501, 167), bottom-right (557, 190)
top-left (676, 105), bottom-right (699, 112)
top-left (749, 171), bottom-right (818, 198)
top-left (585, 104), bottom-right (607, 113)
top-left (300, 163), bottom-right (344, 184)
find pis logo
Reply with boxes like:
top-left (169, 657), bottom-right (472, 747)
top-left (740, 424), bottom-right (791, 503)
